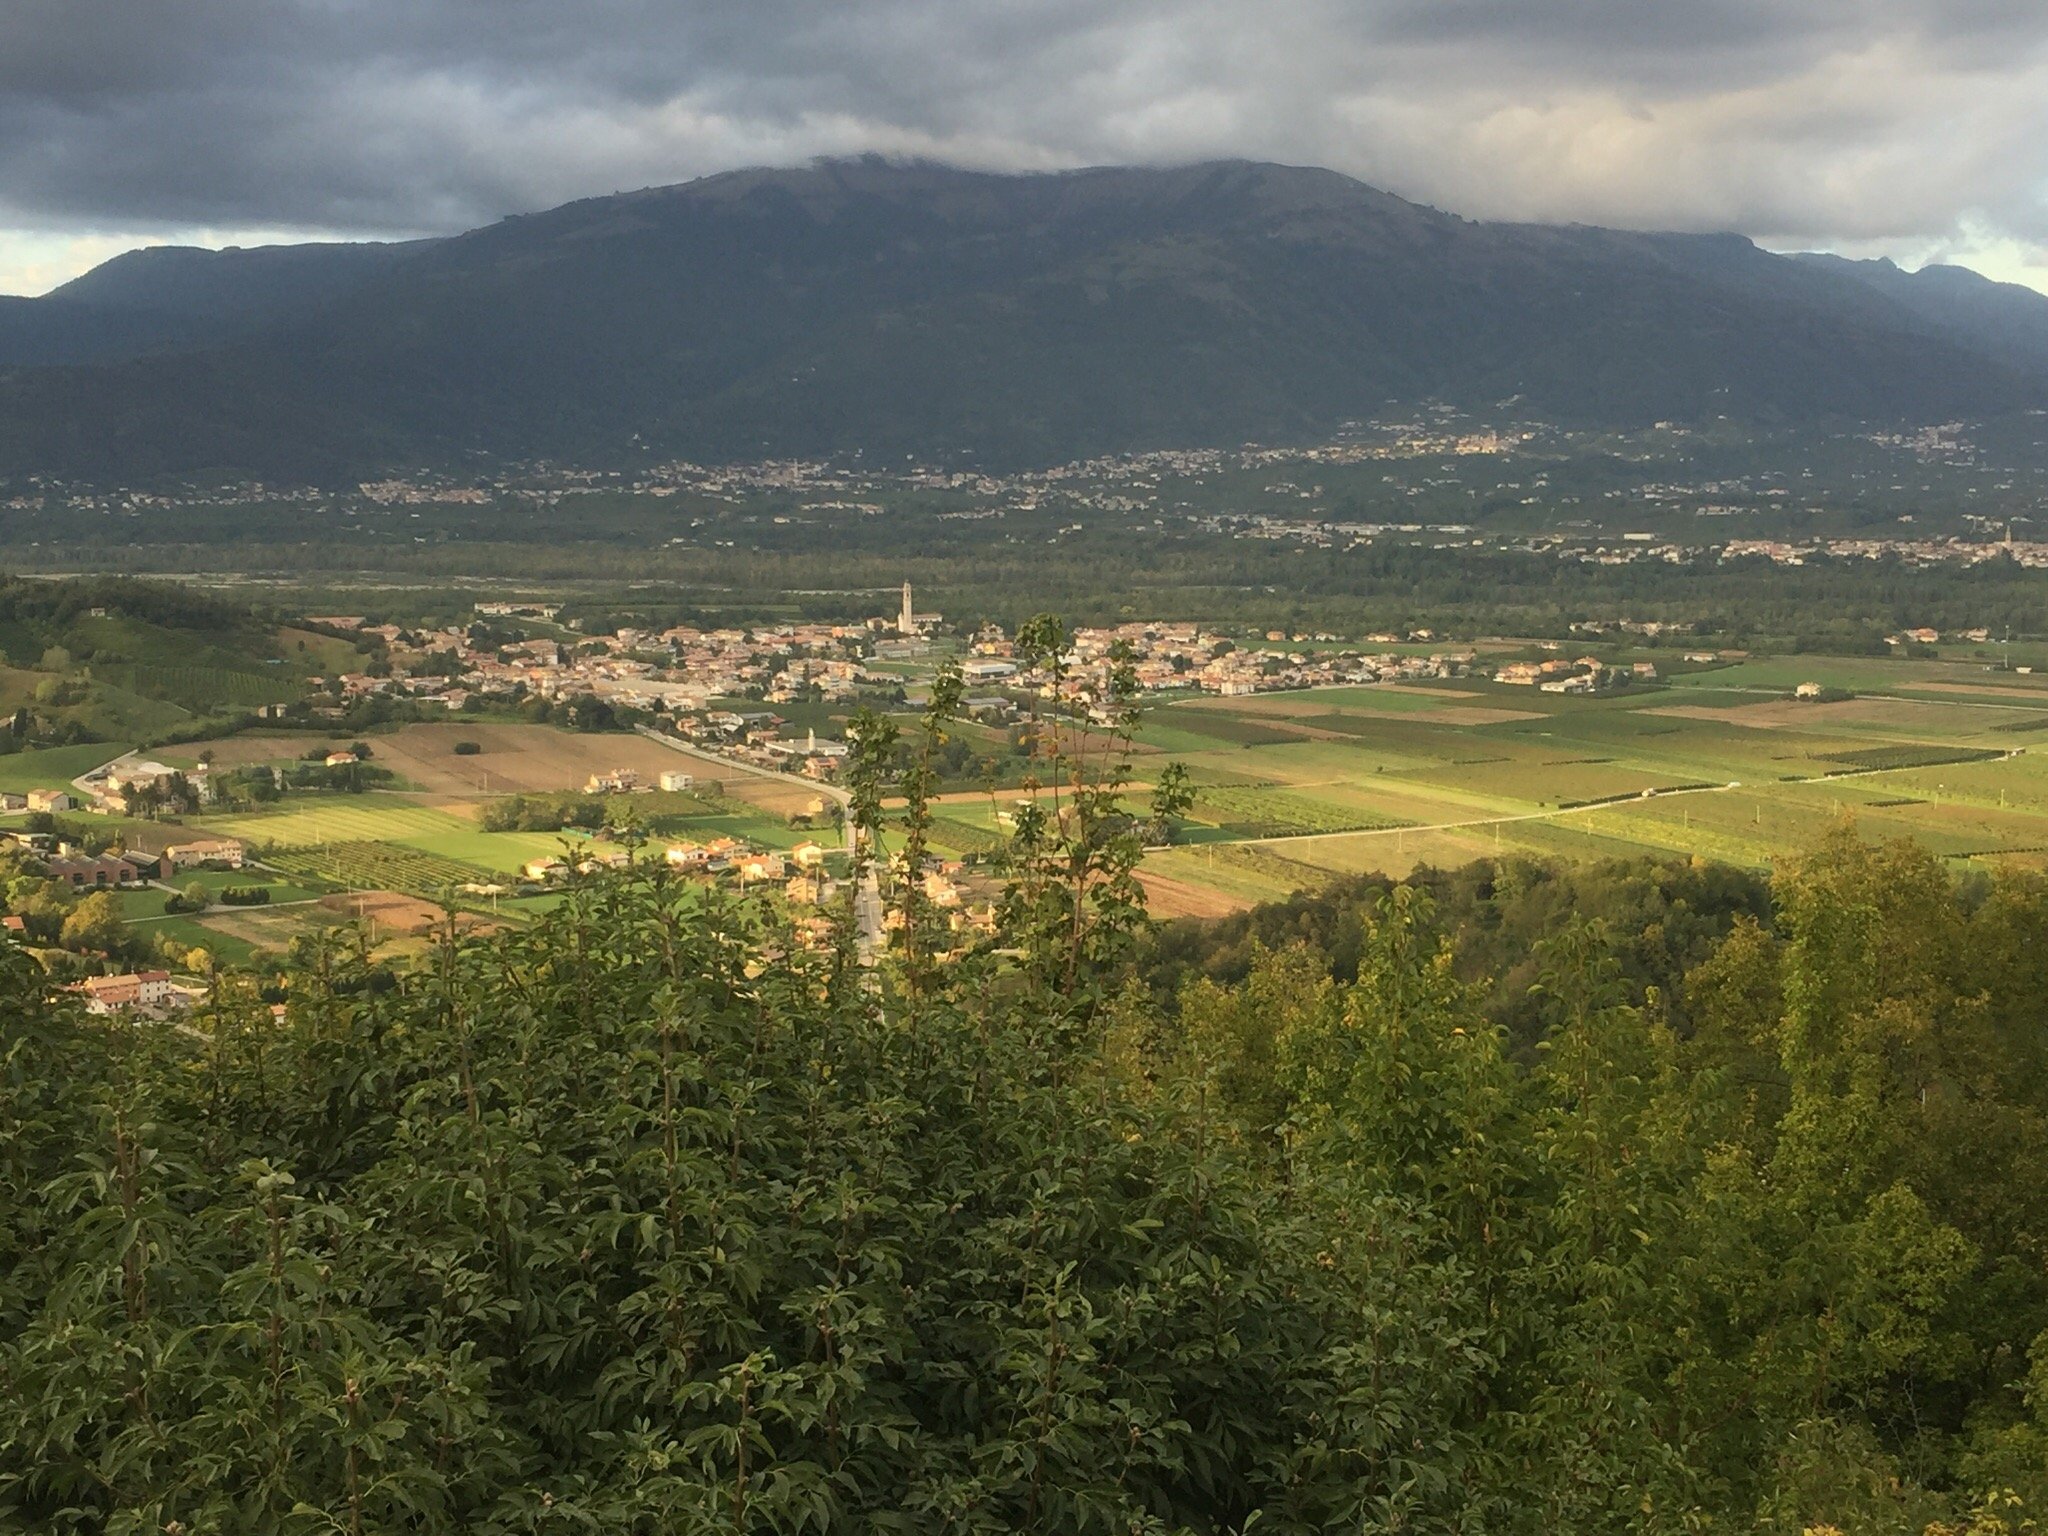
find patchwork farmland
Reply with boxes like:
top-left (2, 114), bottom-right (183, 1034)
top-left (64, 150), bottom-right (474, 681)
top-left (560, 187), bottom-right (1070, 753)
top-left (131, 725), bottom-right (807, 922)
top-left (1124, 655), bottom-right (2048, 915)
top-left (25, 660), bottom-right (2048, 931)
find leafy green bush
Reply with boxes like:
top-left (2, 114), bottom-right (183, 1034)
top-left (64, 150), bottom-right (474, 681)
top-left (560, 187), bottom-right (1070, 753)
top-left (8, 831), bottom-right (2048, 1532)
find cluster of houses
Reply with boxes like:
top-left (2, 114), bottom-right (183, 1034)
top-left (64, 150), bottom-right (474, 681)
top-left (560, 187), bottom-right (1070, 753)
top-left (960, 619), bottom-right (1474, 717)
top-left (580, 768), bottom-right (702, 795)
top-left (67, 969), bottom-right (201, 1017)
top-left (5, 756), bottom-right (294, 819)
top-left (515, 835), bottom-right (844, 906)
top-left (659, 717), bottom-right (851, 779)
top-left (0, 860), bottom-right (243, 1015)
top-left (0, 786), bottom-right (85, 815)
top-left (311, 602), bottom-right (931, 718)
top-left (1724, 537), bottom-right (2048, 571)
top-left (57, 969), bottom-right (289, 1020)
top-left (1493, 656), bottom-right (1658, 693)
top-left (510, 828), bottom-right (990, 951)
top-left (74, 756), bottom-right (214, 814)
top-left (3, 831), bottom-right (246, 892)
top-left (1890, 625), bottom-right (1996, 647)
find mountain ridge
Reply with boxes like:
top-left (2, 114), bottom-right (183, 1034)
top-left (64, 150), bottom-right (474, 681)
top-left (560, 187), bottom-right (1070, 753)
top-left (3, 158), bottom-right (2045, 481)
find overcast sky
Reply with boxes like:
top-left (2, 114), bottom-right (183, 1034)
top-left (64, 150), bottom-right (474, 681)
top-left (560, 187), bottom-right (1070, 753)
top-left (4, 0), bottom-right (2047, 295)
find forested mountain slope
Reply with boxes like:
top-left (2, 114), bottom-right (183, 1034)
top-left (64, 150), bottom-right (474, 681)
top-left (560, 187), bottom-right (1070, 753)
top-left (0, 241), bottom-right (428, 367)
top-left (4, 159), bottom-right (2047, 480)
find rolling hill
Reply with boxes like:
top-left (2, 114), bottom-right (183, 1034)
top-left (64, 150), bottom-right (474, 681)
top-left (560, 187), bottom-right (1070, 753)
top-left (3, 158), bottom-right (2046, 480)
top-left (0, 576), bottom-right (355, 747)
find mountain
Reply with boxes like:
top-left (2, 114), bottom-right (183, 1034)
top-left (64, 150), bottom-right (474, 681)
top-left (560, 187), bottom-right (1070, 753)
top-left (1792, 252), bottom-right (2048, 380)
top-left (3, 159), bottom-right (2046, 481)
top-left (0, 240), bottom-right (432, 367)
top-left (0, 295), bottom-right (213, 369)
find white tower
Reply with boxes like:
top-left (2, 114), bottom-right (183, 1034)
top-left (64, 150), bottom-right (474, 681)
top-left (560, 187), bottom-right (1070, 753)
top-left (900, 580), bottom-right (915, 634)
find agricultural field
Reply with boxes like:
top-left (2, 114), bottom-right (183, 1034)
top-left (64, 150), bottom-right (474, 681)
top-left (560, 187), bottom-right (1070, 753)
top-left (124, 914), bottom-right (264, 970)
top-left (159, 726), bottom-right (804, 906)
top-left (90, 663), bottom-right (298, 713)
top-left (0, 665), bottom-right (190, 739)
top-left (197, 798), bottom-right (480, 849)
top-left (264, 841), bottom-right (505, 895)
top-left (1126, 656), bottom-right (2048, 912)
top-left (173, 722), bottom-right (723, 799)
top-left (0, 742), bottom-right (123, 794)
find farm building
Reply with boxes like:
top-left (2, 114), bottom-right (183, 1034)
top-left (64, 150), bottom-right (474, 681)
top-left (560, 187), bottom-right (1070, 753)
top-left (71, 971), bottom-right (175, 1015)
top-left (163, 838), bottom-right (247, 871)
top-left (46, 855), bottom-right (146, 891)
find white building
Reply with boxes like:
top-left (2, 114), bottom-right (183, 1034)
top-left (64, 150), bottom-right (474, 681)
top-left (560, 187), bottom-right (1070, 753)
top-left (72, 970), bottom-right (175, 1014)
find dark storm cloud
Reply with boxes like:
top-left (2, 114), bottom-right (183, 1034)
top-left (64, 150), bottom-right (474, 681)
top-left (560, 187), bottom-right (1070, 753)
top-left (2, 0), bottom-right (2046, 252)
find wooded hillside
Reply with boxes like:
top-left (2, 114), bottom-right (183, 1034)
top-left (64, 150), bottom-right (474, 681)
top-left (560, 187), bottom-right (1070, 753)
top-left (4, 821), bottom-right (2048, 1533)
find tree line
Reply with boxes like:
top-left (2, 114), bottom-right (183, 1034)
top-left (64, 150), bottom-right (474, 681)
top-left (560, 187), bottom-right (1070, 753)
top-left (5, 626), bottom-right (2048, 1532)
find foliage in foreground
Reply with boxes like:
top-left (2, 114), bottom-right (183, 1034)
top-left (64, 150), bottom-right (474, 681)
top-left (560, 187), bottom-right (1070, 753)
top-left (7, 824), bottom-right (2048, 1532)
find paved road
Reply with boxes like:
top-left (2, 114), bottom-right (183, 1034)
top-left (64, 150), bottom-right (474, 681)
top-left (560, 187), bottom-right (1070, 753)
top-left (70, 750), bottom-right (137, 801)
top-left (635, 727), bottom-right (881, 961)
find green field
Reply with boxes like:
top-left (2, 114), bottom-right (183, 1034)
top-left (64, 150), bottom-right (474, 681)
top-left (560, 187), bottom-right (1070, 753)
top-left (1190, 784), bottom-right (1410, 837)
top-left (114, 886), bottom-right (176, 921)
top-left (92, 662), bottom-right (297, 712)
top-left (196, 798), bottom-right (476, 847)
top-left (1147, 709), bottom-right (1306, 747)
top-left (123, 914), bottom-right (263, 969)
top-left (194, 796), bottom-right (578, 895)
top-left (0, 743), bottom-right (120, 793)
top-left (116, 870), bottom-right (333, 920)
top-left (176, 867), bottom-right (334, 901)
top-left (1129, 662), bottom-right (2048, 915)
top-left (265, 841), bottom-right (497, 895)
